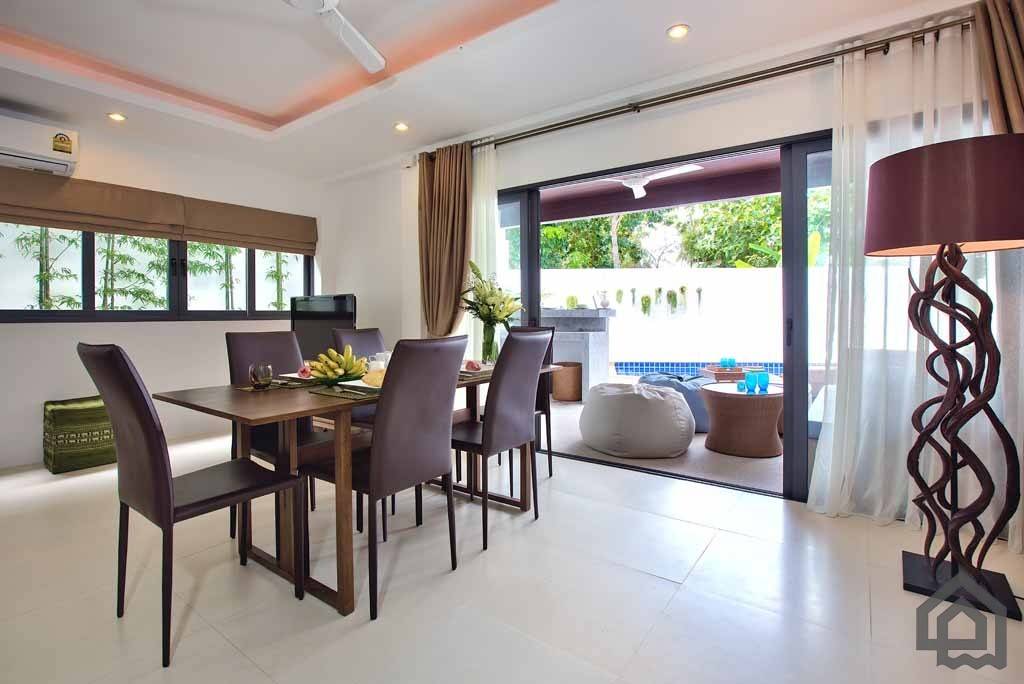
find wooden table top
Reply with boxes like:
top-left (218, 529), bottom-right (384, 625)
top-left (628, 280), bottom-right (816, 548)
top-left (153, 365), bottom-right (561, 426)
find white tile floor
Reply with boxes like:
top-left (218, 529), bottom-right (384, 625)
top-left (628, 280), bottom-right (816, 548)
top-left (1, 435), bottom-right (1022, 683)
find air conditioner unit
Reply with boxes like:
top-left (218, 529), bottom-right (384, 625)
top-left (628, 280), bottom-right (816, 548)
top-left (0, 115), bottom-right (79, 176)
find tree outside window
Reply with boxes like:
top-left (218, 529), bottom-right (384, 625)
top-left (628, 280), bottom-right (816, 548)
top-left (6, 225), bottom-right (82, 310)
top-left (94, 233), bottom-right (168, 310)
top-left (186, 242), bottom-right (245, 311)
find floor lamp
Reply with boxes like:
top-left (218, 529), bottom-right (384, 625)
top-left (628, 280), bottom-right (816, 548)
top-left (864, 134), bottom-right (1024, 620)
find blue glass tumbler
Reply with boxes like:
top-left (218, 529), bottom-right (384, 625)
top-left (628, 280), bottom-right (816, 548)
top-left (744, 372), bottom-right (757, 393)
top-left (757, 371), bottom-right (770, 392)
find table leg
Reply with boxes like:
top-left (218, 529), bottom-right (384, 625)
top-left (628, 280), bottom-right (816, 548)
top-left (334, 410), bottom-right (355, 615)
top-left (237, 424), bottom-right (252, 558)
top-left (466, 386), bottom-right (481, 496)
top-left (276, 419), bottom-right (298, 575)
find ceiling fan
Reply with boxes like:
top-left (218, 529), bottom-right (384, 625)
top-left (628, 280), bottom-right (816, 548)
top-left (595, 163), bottom-right (703, 199)
top-left (282, 0), bottom-right (386, 73)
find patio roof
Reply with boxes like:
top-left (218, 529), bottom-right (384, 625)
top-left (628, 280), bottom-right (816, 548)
top-left (540, 149), bottom-right (781, 222)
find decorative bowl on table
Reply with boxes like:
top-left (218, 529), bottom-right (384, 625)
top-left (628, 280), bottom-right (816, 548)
top-left (306, 346), bottom-right (368, 385)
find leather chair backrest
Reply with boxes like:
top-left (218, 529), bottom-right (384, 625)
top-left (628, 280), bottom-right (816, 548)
top-left (77, 343), bottom-right (173, 529)
top-left (482, 330), bottom-right (552, 455)
top-left (225, 331), bottom-right (305, 383)
top-left (332, 328), bottom-right (386, 360)
top-left (225, 331), bottom-right (310, 441)
top-left (510, 325), bottom-right (554, 411)
top-left (369, 336), bottom-right (466, 496)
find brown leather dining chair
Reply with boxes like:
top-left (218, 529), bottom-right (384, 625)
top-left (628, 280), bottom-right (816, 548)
top-left (77, 343), bottom-right (306, 667)
top-left (302, 335), bottom-right (466, 619)
top-left (225, 331), bottom-right (329, 539)
top-left (451, 329), bottom-right (551, 550)
top-left (331, 327), bottom-right (396, 528)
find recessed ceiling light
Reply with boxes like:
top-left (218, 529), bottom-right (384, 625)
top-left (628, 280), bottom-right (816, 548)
top-left (107, 112), bottom-right (126, 122)
top-left (393, 121), bottom-right (409, 133)
top-left (666, 23), bottom-right (690, 40)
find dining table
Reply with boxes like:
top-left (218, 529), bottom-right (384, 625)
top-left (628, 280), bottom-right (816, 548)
top-left (152, 364), bottom-right (561, 615)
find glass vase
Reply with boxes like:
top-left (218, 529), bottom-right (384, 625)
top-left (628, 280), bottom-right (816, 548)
top-left (481, 323), bottom-right (498, 364)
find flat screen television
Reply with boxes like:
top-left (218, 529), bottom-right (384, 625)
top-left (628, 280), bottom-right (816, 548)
top-left (290, 294), bottom-right (356, 360)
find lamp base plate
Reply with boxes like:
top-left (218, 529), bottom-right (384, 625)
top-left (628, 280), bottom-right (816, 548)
top-left (902, 551), bottom-right (1022, 621)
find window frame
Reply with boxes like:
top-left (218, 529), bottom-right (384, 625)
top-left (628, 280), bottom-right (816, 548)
top-left (0, 231), bottom-right (313, 323)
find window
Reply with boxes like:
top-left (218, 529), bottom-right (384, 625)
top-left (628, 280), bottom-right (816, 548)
top-left (255, 249), bottom-right (304, 311)
top-left (0, 224), bottom-right (312, 322)
top-left (0, 223), bottom-right (82, 310)
top-left (94, 233), bottom-right (169, 311)
top-left (186, 241), bottom-right (246, 311)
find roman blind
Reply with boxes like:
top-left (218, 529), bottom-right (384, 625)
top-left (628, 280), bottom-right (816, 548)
top-left (0, 167), bottom-right (318, 255)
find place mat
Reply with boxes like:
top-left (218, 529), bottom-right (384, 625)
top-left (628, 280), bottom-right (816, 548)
top-left (307, 386), bottom-right (379, 401)
top-left (235, 378), bottom-right (313, 392)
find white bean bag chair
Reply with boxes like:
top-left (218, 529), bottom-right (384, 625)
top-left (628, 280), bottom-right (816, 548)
top-left (579, 383), bottom-right (695, 459)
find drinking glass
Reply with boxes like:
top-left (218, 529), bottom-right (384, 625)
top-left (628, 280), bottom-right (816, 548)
top-left (720, 356), bottom-right (729, 369)
top-left (744, 372), bottom-right (757, 393)
top-left (757, 371), bottom-right (770, 392)
top-left (736, 381), bottom-right (746, 392)
top-left (249, 361), bottom-right (273, 390)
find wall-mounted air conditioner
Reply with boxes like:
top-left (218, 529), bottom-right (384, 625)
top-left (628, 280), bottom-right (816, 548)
top-left (0, 115), bottom-right (79, 176)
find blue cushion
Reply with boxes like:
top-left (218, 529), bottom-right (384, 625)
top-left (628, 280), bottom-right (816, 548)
top-left (638, 373), bottom-right (713, 433)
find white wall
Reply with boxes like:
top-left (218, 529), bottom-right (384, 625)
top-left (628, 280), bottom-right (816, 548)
top-left (0, 124), bottom-right (323, 469)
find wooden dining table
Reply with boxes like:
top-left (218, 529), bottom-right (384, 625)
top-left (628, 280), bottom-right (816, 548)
top-left (152, 365), bottom-right (560, 615)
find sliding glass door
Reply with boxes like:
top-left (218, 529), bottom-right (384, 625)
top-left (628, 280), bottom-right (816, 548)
top-left (781, 136), bottom-right (832, 501)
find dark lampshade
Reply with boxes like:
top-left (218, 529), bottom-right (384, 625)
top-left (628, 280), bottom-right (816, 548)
top-left (864, 134), bottom-right (1024, 257)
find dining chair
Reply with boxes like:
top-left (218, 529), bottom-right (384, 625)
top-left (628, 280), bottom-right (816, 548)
top-left (225, 331), bottom-right (329, 540)
top-left (331, 327), bottom-right (396, 526)
top-left (510, 325), bottom-right (555, 477)
top-left (451, 330), bottom-right (551, 550)
top-left (302, 335), bottom-right (467, 619)
top-left (77, 343), bottom-right (306, 667)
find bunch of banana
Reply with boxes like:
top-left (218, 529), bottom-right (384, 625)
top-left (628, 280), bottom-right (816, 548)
top-left (308, 345), bottom-right (368, 381)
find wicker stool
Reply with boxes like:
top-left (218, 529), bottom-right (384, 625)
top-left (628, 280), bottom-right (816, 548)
top-left (700, 383), bottom-right (784, 458)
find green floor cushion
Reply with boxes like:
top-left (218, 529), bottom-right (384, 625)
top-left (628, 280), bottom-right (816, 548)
top-left (43, 395), bottom-right (117, 474)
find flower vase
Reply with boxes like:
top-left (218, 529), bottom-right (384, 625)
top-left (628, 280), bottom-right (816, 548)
top-left (482, 323), bottom-right (498, 364)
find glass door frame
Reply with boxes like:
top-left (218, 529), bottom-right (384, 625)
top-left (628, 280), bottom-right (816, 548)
top-left (780, 134), bottom-right (832, 502)
top-left (498, 187), bottom-right (542, 326)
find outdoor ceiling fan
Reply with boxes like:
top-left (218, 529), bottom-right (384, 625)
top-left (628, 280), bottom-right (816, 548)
top-left (282, 0), bottom-right (386, 73)
top-left (596, 163), bottom-right (703, 199)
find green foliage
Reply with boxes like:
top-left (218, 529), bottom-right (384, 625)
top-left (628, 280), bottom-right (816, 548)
top-left (263, 251), bottom-right (290, 311)
top-left (666, 289), bottom-right (677, 313)
top-left (678, 194), bottom-right (782, 268)
top-left (96, 234), bottom-right (167, 310)
top-left (654, 287), bottom-right (662, 304)
top-left (14, 226), bottom-right (80, 310)
top-left (506, 209), bottom-right (678, 270)
top-left (461, 260), bottom-right (521, 327)
top-left (565, 295), bottom-right (578, 309)
top-left (615, 289), bottom-right (623, 304)
top-left (188, 242), bottom-right (243, 309)
top-left (640, 295), bottom-right (651, 316)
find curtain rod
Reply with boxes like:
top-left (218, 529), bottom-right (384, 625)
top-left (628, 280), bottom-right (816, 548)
top-left (474, 15), bottom-right (974, 150)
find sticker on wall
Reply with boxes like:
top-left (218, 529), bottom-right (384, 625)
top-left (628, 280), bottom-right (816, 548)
top-left (52, 133), bottom-right (73, 154)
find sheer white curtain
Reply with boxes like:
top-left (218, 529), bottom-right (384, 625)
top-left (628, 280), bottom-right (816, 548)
top-left (807, 20), bottom-right (1024, 543)
top-left (466, 142), bottom-right (498, 358)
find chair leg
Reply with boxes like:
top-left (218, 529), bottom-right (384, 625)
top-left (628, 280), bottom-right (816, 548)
top-left (368, 497), bottom-right (379, 620)
top-left (444, 474), bottom-right (457, 571)
top-left (455, 449), bottom-right (462, 482)
top-left (391, 494), bottom-right (396, 516)
top-left (509, 450), bottom-right (514, 497)
top-left (229, 428), bottom-right (237, 540)
top-left (498, 451), bottom-right (501, 466)
top-left (529, 442), bottom-right (540, 521)
top-left (309, 477), bottom-right (316, 512)
top-left (381, 498), bottom-right (388, 542)
top-left (294, 479), bottom-right (306, 600)
top-left (481, 456), bottom-right (489, 551)
top-left (239, 500), bottom-right (249, 566)
top-left (415, 484), bottom-right (423, 526)
top-left (161, 527), bottom-right (173, 668)
top-left (356, 492), bottom-right (363, 533)
top-left (546, 411), bottom-right (553, 477)
top-left (468, 453), bottom-right (475, 502)
top-left (117, 502), bottom-right (128, 618)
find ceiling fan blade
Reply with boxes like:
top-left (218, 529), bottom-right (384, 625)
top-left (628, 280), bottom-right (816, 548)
top-left (645, 163), bottom-right (703, 182)
top-left (322, 8), bottom-right (387, 73)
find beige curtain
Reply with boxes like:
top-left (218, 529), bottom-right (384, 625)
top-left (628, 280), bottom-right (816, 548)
top-left (975, 0), bottom-right (1024, 553)
top-left (418, 142), bottom-right (473, 337)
